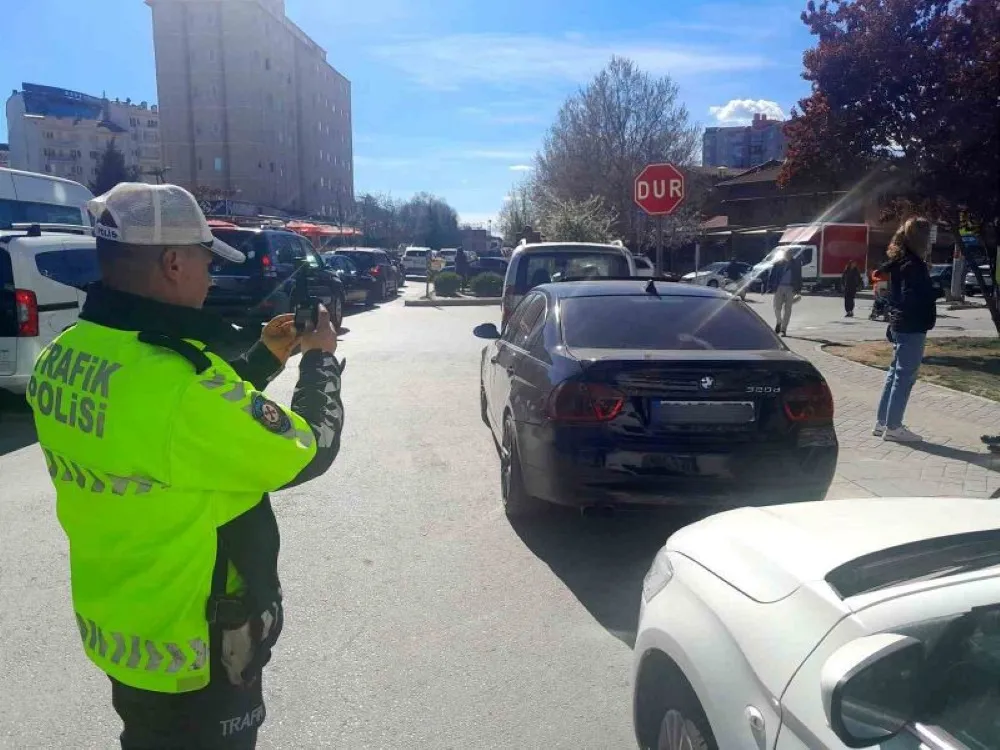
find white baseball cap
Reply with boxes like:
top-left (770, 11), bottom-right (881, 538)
top-left (87, 182), bottom-right (245, 263)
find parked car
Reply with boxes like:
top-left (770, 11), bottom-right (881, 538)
top-left (633, 255), bottom-right (655, 278)
top-left (0, 167), bottom-right (93, 228)
top-left (965, 264), bottom-right (995, 296)
top-left (442, 257), bottom-right (509, 277)
top-left (205, 227), bottom-right (347, 331)
top-left (322, 253), bottom-right (376, 307)
top-left (385, 250), bottom-right (406, 286)
top-left (633, 497), bottom-right (1000, 750)
top-left (333, 248), bottom-right (399, 301)
top-left (501, 241), bottom-right (637, 326)
top-left (1, 224), bottom-right (97, 394)
top-left (681, 261), bottom-right (751, 288)
top-left (474, 279), bottom-right (838, 519)
top-left (402, 246), bottom-right (435, 276)
top-left (930, 263), bottom-right (952, 299)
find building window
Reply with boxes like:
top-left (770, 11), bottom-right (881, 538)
top-left (213, 123), bottom-right (221, 135)
top-left (214, 157), bottom-right (223, 172)
top-left (265, 58), bottom-right (271, 71)
top-left (198, 157), bottom-right (203, 171)
top-left (270, 162), bottom-right (275, 173)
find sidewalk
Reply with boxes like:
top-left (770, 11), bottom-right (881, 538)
top-left (785, 337), bottom-right (1000, 500)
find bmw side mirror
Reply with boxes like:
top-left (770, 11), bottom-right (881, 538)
top-left (821, 633), bottom-right (922, 748)
top-left (473, 323), bottom-right (500, 339)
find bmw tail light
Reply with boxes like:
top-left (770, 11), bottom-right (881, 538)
top-left (783, 382), bottom-right (834, 423)
top-left (547, 382), bottom-right (626, 423)
top-left (15, 289), bottom-right (39, 337)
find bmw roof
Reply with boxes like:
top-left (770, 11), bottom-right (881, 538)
top-left (537, 279), bottom-right (733, 299)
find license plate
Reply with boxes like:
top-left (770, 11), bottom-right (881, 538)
top-left (642, 454), bottom-right (698, 474)
top-left (653, 400), bottom-right (756, 425)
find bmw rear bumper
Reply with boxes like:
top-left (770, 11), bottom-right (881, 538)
top-left (517, 422), bottom-right (838, 508)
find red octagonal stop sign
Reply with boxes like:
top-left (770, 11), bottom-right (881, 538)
top-left (634, 163), bottom-right (685, 216)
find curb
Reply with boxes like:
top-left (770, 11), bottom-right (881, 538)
top-left (404, 297), bottom-right (501, 307)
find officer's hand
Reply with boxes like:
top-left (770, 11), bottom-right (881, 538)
top-left (300, 305), bottom-right (337, 355)
top-left (261, 314), bottom-right (300, 365)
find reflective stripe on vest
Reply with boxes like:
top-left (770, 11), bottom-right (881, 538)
top-left (198, 371), bottom-right (316, 447)
top-left (42, 447), bottom-right (165, 496)
top-left (76, 612), bottom-right (210, 694)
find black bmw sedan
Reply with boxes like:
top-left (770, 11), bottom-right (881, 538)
top-left (474, 279), bottom-right (838, 519)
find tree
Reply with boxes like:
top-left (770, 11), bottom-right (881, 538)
top-left (536, 193), bottom-right (617, 244)
top-left (780, 0), bottom-right (1000, 332)
top-left (89, 139), bottom-right (140, 195)
top-left (398, 193), bottom-right (462, 249)
top-left (497, 179), bottom-right (538, 246)
top-left (534, 56), bottom-right (700, 246)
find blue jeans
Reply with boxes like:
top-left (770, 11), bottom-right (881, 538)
top-left (876, 332), bottom-right (927, 429)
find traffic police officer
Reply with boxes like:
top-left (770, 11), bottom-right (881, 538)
top-left (26, 182), bottom-right (345, 748)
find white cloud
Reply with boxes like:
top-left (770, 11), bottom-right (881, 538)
top-left (355, 142), bottom-right (534, 170)
top-left (509, 165), bottom-right (533, 172)
top-left (708, 99), bottom-right (787, 125)
top-left (372, 33), bottom-right (771, 90)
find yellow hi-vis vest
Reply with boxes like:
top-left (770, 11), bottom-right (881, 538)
top-left (26, 320), bottom-right (317, 693)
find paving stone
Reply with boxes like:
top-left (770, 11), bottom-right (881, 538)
top-left (785, 338), bottom-right (1000, 499)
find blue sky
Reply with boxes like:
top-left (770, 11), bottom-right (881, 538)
top-left (3, 0), bottom-right (815, 227)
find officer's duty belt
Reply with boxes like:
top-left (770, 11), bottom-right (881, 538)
top-left (205, 595), bottom-right (250, 629)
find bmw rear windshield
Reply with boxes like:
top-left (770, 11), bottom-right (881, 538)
top-left (560, 295), bottom-right (783, 351)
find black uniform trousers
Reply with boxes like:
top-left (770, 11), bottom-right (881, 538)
top-left (110, 667), bottom-right (264, 749)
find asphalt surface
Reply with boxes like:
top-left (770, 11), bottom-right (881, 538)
top-left (1, 287), bottom-right (996, 749)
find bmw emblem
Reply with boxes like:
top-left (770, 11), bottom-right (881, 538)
top-left (699, 376), bottom-right (715, 390)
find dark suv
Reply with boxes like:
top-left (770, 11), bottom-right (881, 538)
top-left (206, 228), bottom-right (346, 331)
top-left (334, 248), bottom-right (399, 302)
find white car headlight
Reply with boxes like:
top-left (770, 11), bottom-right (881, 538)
top-left (642, 548), bottom-right (674, 603)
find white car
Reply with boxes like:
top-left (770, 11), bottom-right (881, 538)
top-left (680, 261), bottom-right (751, 288)
top-left (501, 240), bottom-right (636, 326)
top-left (633, 255), bottom-right (655, 278)
top-left (1, 225), bottom-right (97, 394)
top-left (401, 246), bottom-right (435, 275)
top-left (633, 498), bottom-right (1000, 750)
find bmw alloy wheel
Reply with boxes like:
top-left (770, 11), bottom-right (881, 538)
top-left (500, 422), bottom-right (513, 502)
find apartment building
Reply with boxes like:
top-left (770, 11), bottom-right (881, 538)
top-left (702, 113), bottom-right (787, 170)
top-left (148, 0), bottom-right (353, 217)
top-left (5, 83), bottom-right (163, 185)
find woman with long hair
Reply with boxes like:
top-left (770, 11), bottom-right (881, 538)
top-left (873, 217), bottom-right (938, 442)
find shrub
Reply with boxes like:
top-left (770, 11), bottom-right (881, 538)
top-left (434, 271), bottom-right (462, 297)
top-left (470, 272), bottom-right (504, 297)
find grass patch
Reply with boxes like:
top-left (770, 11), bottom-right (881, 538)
top-left (824, 337), bottom-right (1000, 402)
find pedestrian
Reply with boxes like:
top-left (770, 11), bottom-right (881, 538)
top-left (873, 216), bottom-right (937, 443)
top-left (25, 182), bottom-right (346, 749)
top-left (455, 246), bottom-right (469, 289)
top-left (725, 256), bottom-right (742, 282)
top-left (841, 259), bottom-right (863, 317)
top-left (766, 247), bottom-right (802, 336)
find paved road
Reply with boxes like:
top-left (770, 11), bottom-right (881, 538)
top-left (738, 290), bottom-right (997, 342)
top-left (1, 292), bottom-right (673, 749)
top-left (1, 290), bottom-right (996, 749)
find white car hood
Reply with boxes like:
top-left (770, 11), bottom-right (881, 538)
top-left (667, 498), bottom-right (1000, 603)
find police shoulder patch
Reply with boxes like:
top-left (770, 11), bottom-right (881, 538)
top-left (250, 394), bottom-right (292, 434)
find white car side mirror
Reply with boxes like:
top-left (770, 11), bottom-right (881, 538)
top-left (820, 633), bottom-right (923, 748)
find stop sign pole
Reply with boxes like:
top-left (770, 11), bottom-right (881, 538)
top-left (634, 163), bottom-right (686, 276)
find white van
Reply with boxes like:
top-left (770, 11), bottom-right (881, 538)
top-left (501, 241), bottom-right (636, 325)
top-left (0, 167), bottom-right (93, 228)
top-left (1, 226), bottom-right (98, 394)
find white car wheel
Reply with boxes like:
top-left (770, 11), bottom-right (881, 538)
top-left (657, 709), bottom-right (712, 750)
top-left (706, 279), bottom-right (719, 288)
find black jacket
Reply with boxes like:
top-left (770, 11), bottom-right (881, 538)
top-left (842, 266), bottom-right (863, 294)
top-left (766, 255), bottom-right (803, 294)
top-left (879, 251), bottom-right (937, 334)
